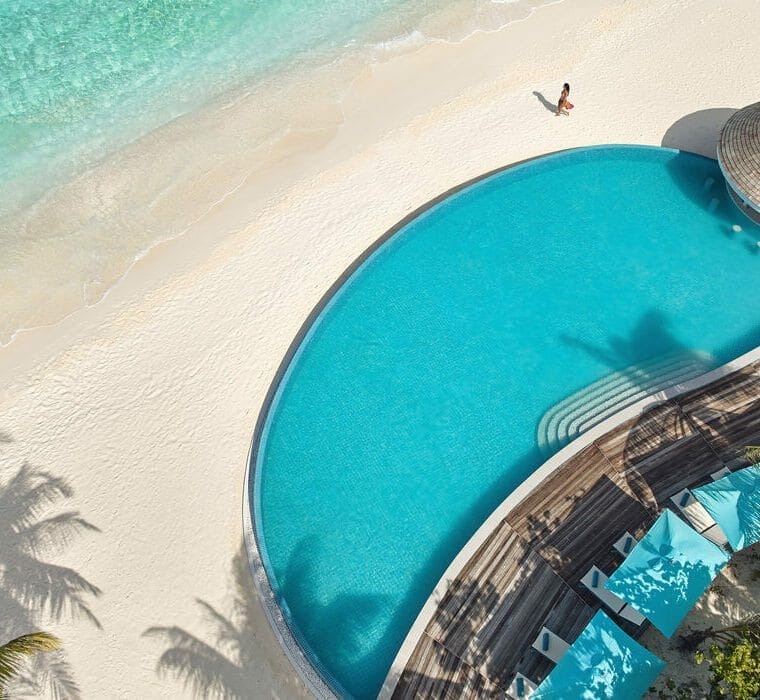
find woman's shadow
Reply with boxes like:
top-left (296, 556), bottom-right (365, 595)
top-left (533, 91), bottom-right (557, 114)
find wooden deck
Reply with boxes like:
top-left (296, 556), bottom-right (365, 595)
top-left (391, 361), bottom-right (760, 699)
top-left (718, 101), bottom-right (760, 216)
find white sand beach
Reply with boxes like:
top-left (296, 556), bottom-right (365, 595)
top-left (1, 0), bottom-right (759, 696)
top-left (646, 541), bottom-right (760, 697)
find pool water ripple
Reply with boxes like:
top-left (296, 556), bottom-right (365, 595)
top-left (251, 146), bottom-right (760, 698)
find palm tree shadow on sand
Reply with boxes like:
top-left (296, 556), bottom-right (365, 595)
top-left (147, 538), bottom-right (390, 700)
top-left (145, 542), bottom-right (312, 700)
top-left (0, 445), bottom-right (101, 699)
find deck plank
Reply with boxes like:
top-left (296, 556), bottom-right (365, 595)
top-left (677, 362), bottom-right (760, 468)
top-left (594, 401), bottom-right (724, 508)
top-left (504, 444), bottom-right (652, 583)
top-left (390, 363), bottom-right (760, 699)
top-left (391, 634), bottom-right (503, 700)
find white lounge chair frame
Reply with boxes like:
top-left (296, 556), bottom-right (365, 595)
top-left (612, 531), bottom-right (638, 557)
top-left (506, 672), bottom-right (537, 699)
top-left (670, 468), bottom-right (732, 547)
top-left (531, 626), bottom-right (569, 664)
top-left (581, 565), bottom-right (645, 625)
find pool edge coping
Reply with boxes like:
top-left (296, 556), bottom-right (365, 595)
top-left (241, 147), bottom-right (577, 700)
top-left (376, 345), bottom-right (760, 700)
top-left (242, 439), bottom-right (339, 699)
top-left (241, 145), bottom-right (747, 700)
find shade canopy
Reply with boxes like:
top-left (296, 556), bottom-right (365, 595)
top-left (604, 509), bottom-right (729, 637)
top-left (693, 464), bottom-right (760, 551)
top-left (717, 101), bottom-right (760, 221)
top-left (532, 610), bottom-right (665, 699)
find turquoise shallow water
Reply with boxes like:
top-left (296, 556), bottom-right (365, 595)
top-left (253, 147), bottom-right (760, 698)
top-left (0, 0), bottom-right (555, 343)
top-left (0, 0), bottom-right (543, 214)
top-left (0, 0), bottom-right (414, 211)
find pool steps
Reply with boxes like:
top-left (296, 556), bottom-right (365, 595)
top-left (537, 350), bottom-right (714, 455)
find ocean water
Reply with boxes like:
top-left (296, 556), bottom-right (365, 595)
top-left (0, 0), bottom-right (555, 343)
top-left (253, 147), bottom-right (760, 698)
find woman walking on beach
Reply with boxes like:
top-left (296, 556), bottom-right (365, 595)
top-left (556, 82), bottom-right (573, 116)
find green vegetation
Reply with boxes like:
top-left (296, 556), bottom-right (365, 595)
top-left (696, 633), bottom-right (760, 699)
top-left (653, 615), bottom-right (760, 699)
top-left (0, 632), bottom-right (61, 698)
top-left (696, 614), bottom-right (760, 700)
top-left (0, 455), bottom-right (100, 698)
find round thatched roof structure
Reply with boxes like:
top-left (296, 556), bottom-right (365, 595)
top-left (717, 101), bottom-right (760, 223)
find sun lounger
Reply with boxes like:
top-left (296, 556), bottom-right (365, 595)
top-left (580, 565), bottom-right (646, 625)
top-left (670, 469), bottom-right (732, 547)
top-left (531, 626), bottom-right (569, 664)
top-left (613, 531), bottom-right (638, 557)
top-left (670, 488), bottom-right (729, 545)
top-left (506, 672), bottom-right (537, 699)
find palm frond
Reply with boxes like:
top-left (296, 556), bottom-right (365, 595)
top-left (0, 632), bottom-right (61, 689)
top-left (144, 626), bottom-right (243, 698)
top-left (2, 555), bottom-right (101, 628)
top-left (13, 511), bottom-right (100, 557)
top-left (38, 651), bottom-right (81, 700)
top-left (6, 648), bottom-right (81, 700)
top-left (0, 465), bottom-right (72, 533)
top-left (196, 599), bottom-right (241, 657)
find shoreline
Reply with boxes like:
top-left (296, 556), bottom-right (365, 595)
top-left (1, 0), bottom-right (759, 697)
top-left (0, 0), bottom-right (562, 348)
top-left (1, 0), bottom-right (605, 391)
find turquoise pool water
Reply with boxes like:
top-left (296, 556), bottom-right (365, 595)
top-left (252, 147), bottom-right (760, 698)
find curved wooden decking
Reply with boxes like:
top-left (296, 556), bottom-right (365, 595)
top-left (389, 360), bottom-right (760, 699)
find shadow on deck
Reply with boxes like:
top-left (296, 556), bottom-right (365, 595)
top-left (391, 360), bottom-right (760, 698)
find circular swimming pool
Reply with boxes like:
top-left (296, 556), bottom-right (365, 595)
top-left (249, 146), bottom-right (760, 698)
